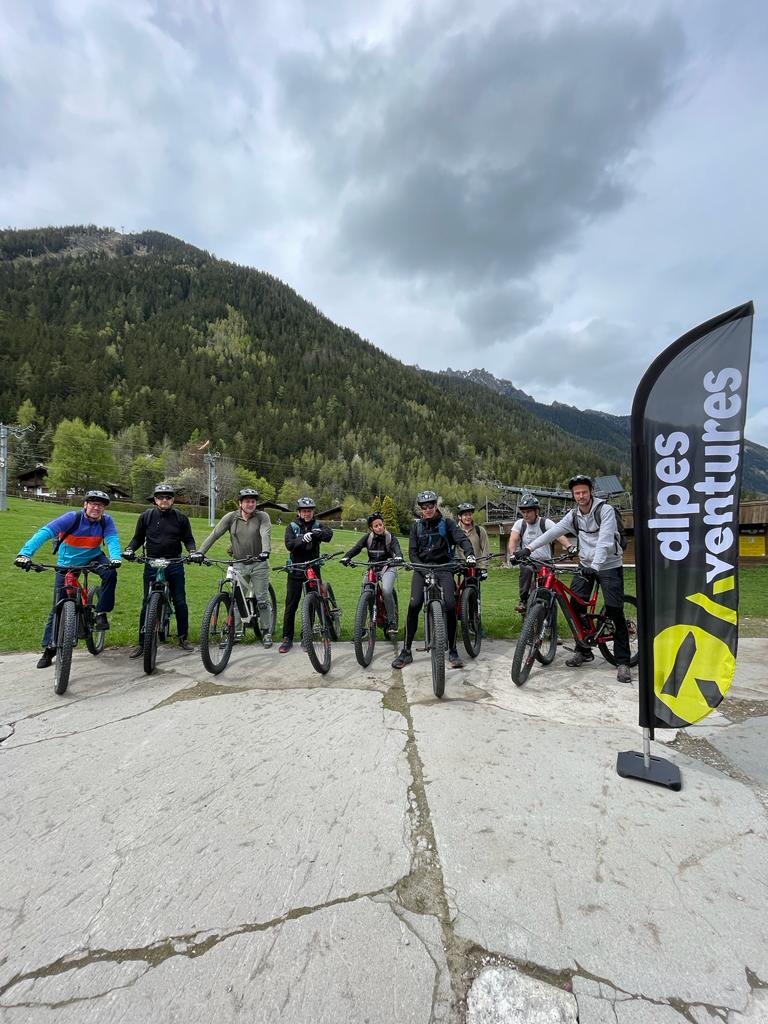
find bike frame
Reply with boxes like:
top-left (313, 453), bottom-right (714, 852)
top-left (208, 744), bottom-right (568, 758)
top-left (529, 561), bottom-right (617, 648)
top-left (53, 567), bottom-right (92, 640)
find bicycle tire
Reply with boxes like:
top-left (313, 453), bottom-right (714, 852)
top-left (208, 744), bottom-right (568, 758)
top-left (200, 592), bottom-right (234, 674)
top-left (354, 590), bottom-right (376, 667)
top-left (302, 591), bottom-right (331, 674)
top-left (597, 594), bottom-right (639, 667)
top-left (511, 603), bottom-right (546, 687)
top-left (390, 589), bottom-right (399, 635)
top-left (85, 584), bottom-right (105, 655)
top-left (427, 600), bottom-right (446, 699)
top-left (143, 591), bottom-right (162, 675)
top-left (460, 586), bottom-right (482, 659)
top-left (53, 601), bottom-right (76, 695)
top-left (325, 583), bottom-right (341, 641)
top-left (534, 603), bottom-right (558, 665)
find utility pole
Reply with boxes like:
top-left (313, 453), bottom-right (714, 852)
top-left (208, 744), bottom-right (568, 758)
top-left (203, 450), bottom-right (221, 527)
top-left (0, 423), bottom-right (36, 511)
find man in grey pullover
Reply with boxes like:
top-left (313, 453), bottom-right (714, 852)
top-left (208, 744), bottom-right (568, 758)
top-left (191, 488), bottom-right (273, 646)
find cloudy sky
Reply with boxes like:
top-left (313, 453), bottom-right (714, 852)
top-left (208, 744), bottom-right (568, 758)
top-left (2, 0), bottom-right (767, 442)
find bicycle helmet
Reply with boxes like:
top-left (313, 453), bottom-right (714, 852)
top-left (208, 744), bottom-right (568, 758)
top-left (416, 490), bottom-right (438, 506)
top-left (367, 511), bottom-right (384, 526)
top-left (518, 493), bottom-right (540, 509)
top-left (83, 489), bottom-right (110, 506)
top-left (296, 496), bottom-right (316, 509)
top-left (567, 474), bottom-right (594, 491)
top-left (457, 502), bottom-right (475, 513)
top-left (238, 488), bottom-right (260, 500)
top-left (153, 483), bottom-right (175, 497)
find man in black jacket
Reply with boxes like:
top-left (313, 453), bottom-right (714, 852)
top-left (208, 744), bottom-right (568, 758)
top-left (123, 483), bottom-right (198, 654)
top-left (392, 490), bottom-right (475, 670)
top-left (279, 496), bottom-right (333, 653)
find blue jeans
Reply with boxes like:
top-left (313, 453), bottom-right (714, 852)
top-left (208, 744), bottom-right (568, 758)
top-left (139, 562), bottom-right (189, 639)
top-left (42, 554), bottom-right (117, 649)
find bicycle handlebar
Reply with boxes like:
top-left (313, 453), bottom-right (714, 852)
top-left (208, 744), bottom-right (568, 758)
top-left (130, 555), bottom-right (191, 567)
top-left (197, 555), bottom-right (264, 567)
top-left (17, 559), bottom-right (116, 574)
top-left (274, 551), bottom-right (343, 573)
top-left (345, 558), bottom-right (399, 569)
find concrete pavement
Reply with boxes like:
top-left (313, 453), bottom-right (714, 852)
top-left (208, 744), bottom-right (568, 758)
top-left (1, 635), bottom-right (767, 1022)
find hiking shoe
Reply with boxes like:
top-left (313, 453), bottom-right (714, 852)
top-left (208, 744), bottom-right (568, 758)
top-left (129, 645), bottom-right (144, 659)
top-left (233, 630), bottom-right (244, 644)
top-left (262, 632), bottom-right (273, 649)
top-left (278, 638), bottom-right (293, 654)
top-left (392, 648), bottom-right (413, 670)
top-left (36, 648), bottom-right (56, 669)
top-left (448, 648), bottom-right (464, 669)
top-left (179, 637), bottom-right (194, 652)
top-left (565, 650), bottom-right (594, 667)
top-left (385, 623), bottom-right (398, 640)
top-left (616, 664), bottom-right (632, 685)
top-left (94, 613), bottom-right (109, 631)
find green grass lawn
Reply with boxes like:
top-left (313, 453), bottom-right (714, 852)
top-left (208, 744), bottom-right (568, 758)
top-left (2, 496), bottom-right (766, 651)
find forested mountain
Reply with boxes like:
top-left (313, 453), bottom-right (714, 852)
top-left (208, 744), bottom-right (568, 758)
top-left (1, 226), bottom-right (765, 512)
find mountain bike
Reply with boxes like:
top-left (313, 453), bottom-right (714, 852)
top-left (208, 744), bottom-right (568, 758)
top-left (511, 555), bottom-right (638, 686)
top-left (275, 553), bottom-right (342, 675)
top-left (22, 560), bottom-right (113, 695)
top-left (132, 555), bottom-right (190, 675)
top-left (199, 557), bottom-right (278, 675)
top-left (345, 559), bottom-right (400, 667)
top-left (454, 553), bottom-right (501, 659)
top-left (404, 561), bottom-right (464, 699)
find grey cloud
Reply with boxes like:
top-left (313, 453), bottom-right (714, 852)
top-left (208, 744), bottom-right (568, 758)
top-left (457, 282), bottom-right (552, 345)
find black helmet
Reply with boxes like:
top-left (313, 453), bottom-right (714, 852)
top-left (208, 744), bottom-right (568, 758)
top-left (296, 496), bottom-right (316, 509)
top-left (367, 511), bottom-right (384, 526)
top-left (457, 502), bottom-right (475, 514)
top-left (567, 474), bottom-right (594, 491)
top-left (518, 493), bottom-right (540, 510)
top-left (154, 483), bottom-right (175, 497)
top-left (84, 489), bottom-right (110, 506)
top-left (416, 490), bottom-right (438, 506)
top-left (238, 488), bottom-right (260, 500)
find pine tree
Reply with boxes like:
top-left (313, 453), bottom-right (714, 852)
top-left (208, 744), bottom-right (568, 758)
top-left (381, 495), bottom-right (398, 532)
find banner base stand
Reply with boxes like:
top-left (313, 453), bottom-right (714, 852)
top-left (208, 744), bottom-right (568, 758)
top-left (616, 750), bottom-right (682, 790)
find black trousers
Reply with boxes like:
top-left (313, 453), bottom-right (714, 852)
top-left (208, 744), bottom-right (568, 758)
top-left (571, 566), bottom-right (630, 665)
top-left (404, 569), bottom-right (457, 650)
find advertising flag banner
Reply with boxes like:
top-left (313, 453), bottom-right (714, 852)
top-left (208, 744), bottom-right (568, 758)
top-left (631, 303), bottom-right (754, 731)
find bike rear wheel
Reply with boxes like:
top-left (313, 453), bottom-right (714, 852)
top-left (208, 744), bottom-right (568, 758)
top-left (534, 603), bottom-right (558, 665)
top-left (54, 601), bottom-right (76, 695)
top-left (302, 591), bottom-right (331, 674)
top-left (460, 586), bottom-right (481, 659)
top-left (85, 584), bottom-right (105, 655)
top-left (511, 603), bottom-right (546, 686)
top-left (427, 600), bottom-right (446, 698)
top-left (597, 594), bottom-right (639, 667)
top-left (143, 591), bottom-right (162, 675)
top-left (200, 592), bottom-right (234, 674)
top-left (354, 590), bottom-right (376, 667)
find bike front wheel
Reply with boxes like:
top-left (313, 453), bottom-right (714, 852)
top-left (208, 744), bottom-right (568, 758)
top-left (597, 594), bottom-right (639, 667)
top-left (302, 592), bottom-right (331, 674)
top-left (325, 583), bottom-right (341, 641)
top-left (143, 591), bottom-right (162, 675)
top-left (460, 586), bottom-right (481, 659)
top-left (54, 601), bottom-right (76, 695)
top-left (427, 600), bottom-right (446, 698)
top-left (354, 590), bottom-right (376, 667)
top-left (511, 602), bottom-right (546, 686)
top-left (85, 584), bottom-right (105, 655)
top-left (200, 593), bottom-right (234, 674)
top-left (534, 602), bottom-right (558, 665)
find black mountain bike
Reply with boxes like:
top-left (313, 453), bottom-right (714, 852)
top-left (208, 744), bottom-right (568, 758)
top-left (199, 557), bottom-right (278, 674)
top-left (276, 553), bottom-right (342, 675)
top-left (403, 561), bottom-right (463, 699)
top-left (345, 559), bottom-right (400, 667)
top-left (132, 555), bottom-right (190, 675)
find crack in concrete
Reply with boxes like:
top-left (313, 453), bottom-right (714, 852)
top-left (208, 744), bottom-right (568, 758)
top-left (0, 722), bottom-right (16, 745)
top-left (0, 884), bottom-right (397, 1005)
top-left (668, 732), bottom-right (768, 813)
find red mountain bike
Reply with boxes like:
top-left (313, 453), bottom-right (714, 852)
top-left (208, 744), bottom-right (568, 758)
top-left (346, 559), bottom-right (399, 667)
top-left (511, 555), bottom-right (638, 686)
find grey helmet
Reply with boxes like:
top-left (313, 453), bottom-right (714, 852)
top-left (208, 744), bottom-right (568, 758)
top-left (238, 488), bottom-right (260, 500)
top-left (457, 502), bottom-right (475, 513)
top-left (296, 496), bottom-right (316, 509)
top-left (567, 474), bottom-right (594, 491)
top-left (518, 493), bottom-right (540, 510)
top-left (153, 483), bottom-right (175, 497)
top-left (416, 490), bottom-right (438, 506)
top-left (83, 489), bottom-right (110, 506)
top-left (367, 511), bottom-right (384, 526)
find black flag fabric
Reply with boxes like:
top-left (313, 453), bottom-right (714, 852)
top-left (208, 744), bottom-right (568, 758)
top-left (631, 303), bottom-right (754, 731)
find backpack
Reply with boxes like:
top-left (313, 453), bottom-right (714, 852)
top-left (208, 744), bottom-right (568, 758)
top-left (417, 517), bottom-right (448, 548)
top-left (520, 516), bottom-right (552, 544)
top-left (53, 511), bottom-right (106, 554)
top-left (573, 501), bottom-right (628, 551)
top-left (366, 530), bottom-right (393, 551)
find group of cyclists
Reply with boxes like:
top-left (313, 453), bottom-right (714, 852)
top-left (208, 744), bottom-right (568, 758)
top-left (14, 473), bottom-right (632, 685)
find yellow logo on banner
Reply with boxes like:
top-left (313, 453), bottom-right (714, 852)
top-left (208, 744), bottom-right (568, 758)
top-left (654, 625), bottom-right (735, 725)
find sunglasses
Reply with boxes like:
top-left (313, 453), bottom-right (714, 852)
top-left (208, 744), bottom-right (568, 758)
top-left (419, 502), bottom-right (437, 509)
top-left (155, 495), bottom-right (174, 500)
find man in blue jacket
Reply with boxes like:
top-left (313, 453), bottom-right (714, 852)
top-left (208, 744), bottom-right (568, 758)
top-left (15, 490), bottom-right (122, 668)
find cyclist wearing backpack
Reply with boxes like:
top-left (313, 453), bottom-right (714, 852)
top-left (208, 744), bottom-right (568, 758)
top-left (392, 490), bottom-right (475, 671)
top-left (507, 494), bottom-right (573, 613)
top-left (122, 483), bottom-right (198, 655)
top-left (341, 512), bottom-right (403, 638)
top-left (191, 488), bottom-right (273, 647)
top-left (278, 497), bottom-right (333, 654)
top-left (512, 474), bottom-right (631, 684)
top-left (14, 490), bottom-right (123, 668)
